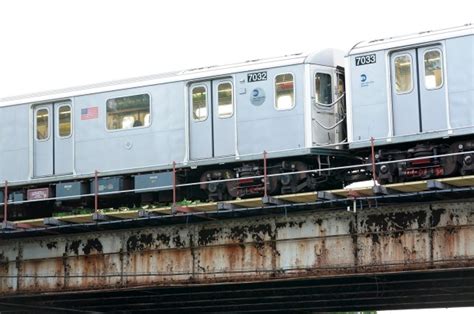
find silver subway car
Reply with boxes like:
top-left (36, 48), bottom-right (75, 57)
top-left (0, 49), bottom-right (347, 214)
top-left (2, 24), bottom-right (472, 218)
top-left (347, 24), bottom-right (474, 182)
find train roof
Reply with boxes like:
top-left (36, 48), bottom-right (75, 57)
top-left (0, 49), bottom-right (343, 108)
top-left (348, 23), bottom-right (473, 56)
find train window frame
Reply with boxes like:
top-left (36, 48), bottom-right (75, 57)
top-left (217, 81), bottom-right (234, 119)
top-left (35, 107), bottom-right (50, 142)
top-left (423, 48), bottom-right (443, 90)
top-left (191, 85), bottom-right (209, 122)
top-left (337, 73), bottom-right (345, 97)
top-left (393, 53), bottom-right (413, 95)
top-left (105, 93), bottom-right (151, 132)
top-left (274, 72), bottom-right (295, 111)
top-left (314, 72), bottom-right (333, 105)
top-left (57, 103), bottom-right (72, 138)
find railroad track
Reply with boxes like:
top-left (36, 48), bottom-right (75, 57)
top-left (6, 174), bottom-right (474, 230)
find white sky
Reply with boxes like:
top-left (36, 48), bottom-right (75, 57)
top-left (0, 0), bottom-right (472, 98)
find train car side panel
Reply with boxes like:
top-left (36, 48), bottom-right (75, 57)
top-left (447, 35), bottom-right (474, 132)
top-left (0, 105), bottom-right (30, 182)
top-left (74, 83), bottom-right (186, 175)
top-left (348, 50), bottom-right (389, 144)
top-left (235, 65), bottom-right (305, 156)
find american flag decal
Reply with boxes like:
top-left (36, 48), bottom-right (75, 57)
top-left (81, 107), bottom-right (98, 120)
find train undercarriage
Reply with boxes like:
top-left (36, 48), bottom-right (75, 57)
top-left (373, 138), bottom-right (474, 184)
top-left (4, 137), bottom-right (474, 221)
top-left (198, 156), bottom-right (343, 201)
top-left (2, 154), bottom-right (352, 221)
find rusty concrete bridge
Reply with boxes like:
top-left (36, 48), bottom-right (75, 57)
top-left (1, 181), bottom-right (474, 312)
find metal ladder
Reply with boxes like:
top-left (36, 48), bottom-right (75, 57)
top-left (317, 155), bottom-right (332, 177)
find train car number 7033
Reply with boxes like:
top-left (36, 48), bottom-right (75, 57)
top-left (355, 54), bottom-right (376, 66)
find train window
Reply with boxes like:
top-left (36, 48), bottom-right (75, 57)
top-left (394, 54), bottom-right (413, 94)
top-left (424, 49), bottom-right (443, 90)
top-left (337, 74), bottom-right (345, 97)
top-left (217, 82), bottom-right (233, 118)
top-left (106, 94), bottom-right (150, 130)
top-left (315, 73), bottom-right (332, 104)
top-left (58, 105), bottom-right (72, 137)
top-left (192, 85), bottom-right (208, 121)
top-left (36, 108), bottom-right (49, 140)
top-left (275, 73), bottom-right (295, 110)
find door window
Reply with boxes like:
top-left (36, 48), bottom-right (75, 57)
top-left (394, 54), bottom-right (413, 94)
top-left (424, 49), bottom-right (443, 90)
top-left (192, 85), bottom-right (208, 121)
top-left (36, 108), bottom-right (49, 140)
top-left (58, 105), bottom-right (72, 137)
top-left (217, 82), bottom-right (233, 118)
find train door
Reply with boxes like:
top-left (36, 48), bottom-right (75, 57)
top-left (189, 79), bottom-right (235, 160)
top-left (390, 49), bottom-right (420, 136)
top-left (33, 101), bottom-right (73, 177)
top-left (390, 46), bottom-right (447, 136)
top-left (34, 105), bottom-right (53, 177)
top-left (212, 79), bottom-right (235, 157)
top-left (417, 46), bottom-right (447, 132)
top-left (54, 102), bottom-right (73, 175)
top-left (312, 70), bottom-right (334, 145)
top-left (189, 82), bottom-right (213, 160)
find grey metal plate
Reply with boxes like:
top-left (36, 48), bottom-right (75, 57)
top-left (134, 172), bottom-right (173, 192)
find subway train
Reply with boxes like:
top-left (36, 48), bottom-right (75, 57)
top-left (0, 24), bottom-right (473, 217)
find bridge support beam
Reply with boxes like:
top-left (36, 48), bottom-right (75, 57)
top-left (0, 200), bottom-right (473, 295)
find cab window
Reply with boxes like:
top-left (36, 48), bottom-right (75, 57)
top-left (275, 73), bottom-right (295, 110)
top-left (315, 73), bottom-right (332, 104)
top-left (106, 94), bottom-right (150, 130)
top-left (337, 73), bottom-right (345, 97)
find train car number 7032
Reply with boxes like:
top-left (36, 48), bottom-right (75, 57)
top-left (247, 71), bottom-right (267, 82)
